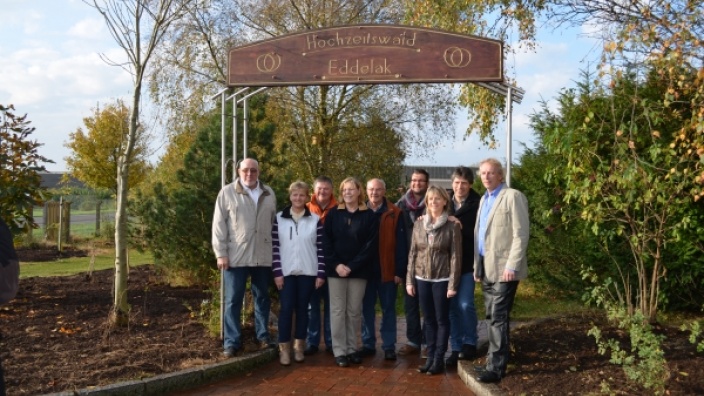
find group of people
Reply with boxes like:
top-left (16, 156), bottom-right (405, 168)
top-left (211, 157), bottom-right (529, 383)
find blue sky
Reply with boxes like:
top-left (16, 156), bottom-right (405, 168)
top-left (1, 0), bottom-right (600, 172)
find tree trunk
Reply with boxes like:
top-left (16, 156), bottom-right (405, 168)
top-left (111, 78), bottom-right (142, 327)
top-left (111, 157), bottom-right (130, 326)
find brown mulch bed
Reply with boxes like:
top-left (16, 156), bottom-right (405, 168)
top-left (1, 249), bottom-right (702, 395)
top-left (498, 314), bottom-right (704, 395)
top-left (0, 263), bottom-right (266, 396)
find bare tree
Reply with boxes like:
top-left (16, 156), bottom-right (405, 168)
top-left (85, 0), bottom-right (190, 325)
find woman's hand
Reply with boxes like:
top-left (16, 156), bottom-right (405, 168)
top-left (315, 278), bottom-right (326, 289)
top-left (447, 289), bottom-right (457, 298)
top-left (336, 264), bottom-right (351, 277)
top-left (406, 284), bottom-right (415, 297)
top-left (274, 276), bottom-right (284, 290)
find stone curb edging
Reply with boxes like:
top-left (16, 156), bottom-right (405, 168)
top-left (42, 348), bottom-right (277, 396)
top-left (457, 320), bottom-right (539, 396)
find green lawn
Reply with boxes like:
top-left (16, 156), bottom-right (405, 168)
top-left (393, 279), bottom-right (585, 320)
top-left (20, 250), bottom-right (154, 278)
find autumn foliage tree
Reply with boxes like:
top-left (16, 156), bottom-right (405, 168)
top-left (547, 0), bottom-right (704, 200)
top-left (65, 100), bottom-right (150, 195)
top-left (0, 104), bottom-right (53, 235)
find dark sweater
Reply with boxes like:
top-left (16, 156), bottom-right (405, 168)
top-left (449, 189), bottom-right (481, 274)
top-left (323, 204), bottom-right (378, 280)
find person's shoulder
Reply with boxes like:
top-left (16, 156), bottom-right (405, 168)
top-left (395, 197), bottom-right (406, 208)
top-left (310, 212), bottom-right (321, 223)
top-left (386, 199), bottom-right (402, 213)
top-left (503, 187), bottom-right (527, 200)
top-left (261, 183), bottom-right (275, 195)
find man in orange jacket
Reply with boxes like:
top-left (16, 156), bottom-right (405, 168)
top-left (304, 176), bottom-right (337, 355)
top-left (358, 178), bottom-right (408, 360)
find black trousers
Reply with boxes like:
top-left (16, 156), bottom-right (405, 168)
top-left (482, 280), bottom-right (519, 376)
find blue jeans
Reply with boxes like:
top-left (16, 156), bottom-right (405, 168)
top-left (404, 282), bottom-right (423, 347)
top-left (449, 272), bottom-right (478, 351)
top-left (278, 275), bottom-right (316, 343)
top-left (361, 278), bottom-right (398, 351)
top-left (306, 281), bottom-right (332, 349)
top-left (222, 266), bottom-right (271, 350)
top-left (417, 279), bottom-right (450, 362)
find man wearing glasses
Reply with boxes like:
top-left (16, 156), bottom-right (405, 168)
top-left (212, 158), bottom-right (277, 358)
top-left (396, 169), bottom-right (429, 356)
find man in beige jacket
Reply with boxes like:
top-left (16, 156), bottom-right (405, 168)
top-left (212, 158), bottom-right (277, 358)
top-left (473, 158), bottom-right (529, 383)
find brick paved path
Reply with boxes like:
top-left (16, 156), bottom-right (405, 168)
top-left (174, 317), bottom-right (475, 395)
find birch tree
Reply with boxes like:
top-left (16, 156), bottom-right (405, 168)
top-left (86, 0), bottom-right (189, 325)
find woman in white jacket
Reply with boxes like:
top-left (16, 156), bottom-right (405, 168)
top-left (272, 181), bottom-right (326, 365)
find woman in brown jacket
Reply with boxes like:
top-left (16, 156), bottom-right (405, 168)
top-left (406, 185), bottom-right (462, 375)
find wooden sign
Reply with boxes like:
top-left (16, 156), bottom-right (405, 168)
top-left (228, 24), bottom-right (503, 87)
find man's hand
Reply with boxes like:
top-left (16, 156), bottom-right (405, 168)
top-left (216, 257), bottom-right (229, 270)
top-left (274, 276), bottom-right (284, 290)
top-left (447, 289), bottom-right (457, 298)
top-left (448, 215), bottom-right (462, 228)
top-left (502, 268), bottom-right (516, 282)
top-left (394, 276), bottom-right (403, 285)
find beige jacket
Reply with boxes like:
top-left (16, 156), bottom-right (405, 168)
top-left (212, 179), bottom-right (277, 267)
top-left (473, 187), bottom-right (529, 282)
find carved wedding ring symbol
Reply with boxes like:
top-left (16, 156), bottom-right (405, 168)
top-left (443, 47), bottom-right (472, 68)
top-left (256, 52), bottom-right (282, 73)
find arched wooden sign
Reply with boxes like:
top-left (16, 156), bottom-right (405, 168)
top-left (228, 24), bottom-right (503, 87)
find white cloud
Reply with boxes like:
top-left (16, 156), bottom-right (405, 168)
top-left (68, 18), bottom-right (106, 39)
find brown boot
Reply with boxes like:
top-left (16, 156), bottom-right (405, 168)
top-left (279, 342), bottom-right (291, 366)
top-left (293, 339), bottom-right (305, 363)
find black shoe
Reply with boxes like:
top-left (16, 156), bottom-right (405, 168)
top-left (347, 353), bottom-right (362, 364)
top-left (417, 358), bottom-right (434, 373)
top-left (358, 347), bottom-right (376, 357)
top-left (427, 359), bottom-right (445, 375)
top-left (458, 344), bottom-right (477, 360)
top-left (303, 345), bottom-right (319, 356)
top-left (477, 371), bottom-right (502, 383)
top-left (335, 356), bottom-right (349, 367)
top-left (474, 365), bottom-right (487, 373)
top-left (223, 347), bottom-right (238, 358)
top-left (325, 346), bottom-right (334, 354)
top-left (384, 349), bottom-right (397, 361)
top-left (445, 351), bottom-right (459, 366)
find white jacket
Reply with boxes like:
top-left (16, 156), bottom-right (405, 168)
top-left (272, 206), bottom-right (325, 278)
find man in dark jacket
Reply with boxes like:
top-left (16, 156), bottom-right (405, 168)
top-left (445, 166), bottom-right (481, 367)
top-left (395, 168), bottom-right (428, 356)
top-left (359, 178), bottom-right (407, 361)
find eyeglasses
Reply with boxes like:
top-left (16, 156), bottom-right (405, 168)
top-left (239, 168), bottom-right (258, 174)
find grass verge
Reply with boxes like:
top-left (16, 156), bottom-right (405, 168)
top-left (20, 250), bottom-right (154, 278)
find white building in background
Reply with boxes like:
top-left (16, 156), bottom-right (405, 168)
top-left (402, 165), bottom-right (478, 190)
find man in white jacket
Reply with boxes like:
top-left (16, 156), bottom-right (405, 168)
top-left (212, 158), bottom-right (277, 357)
